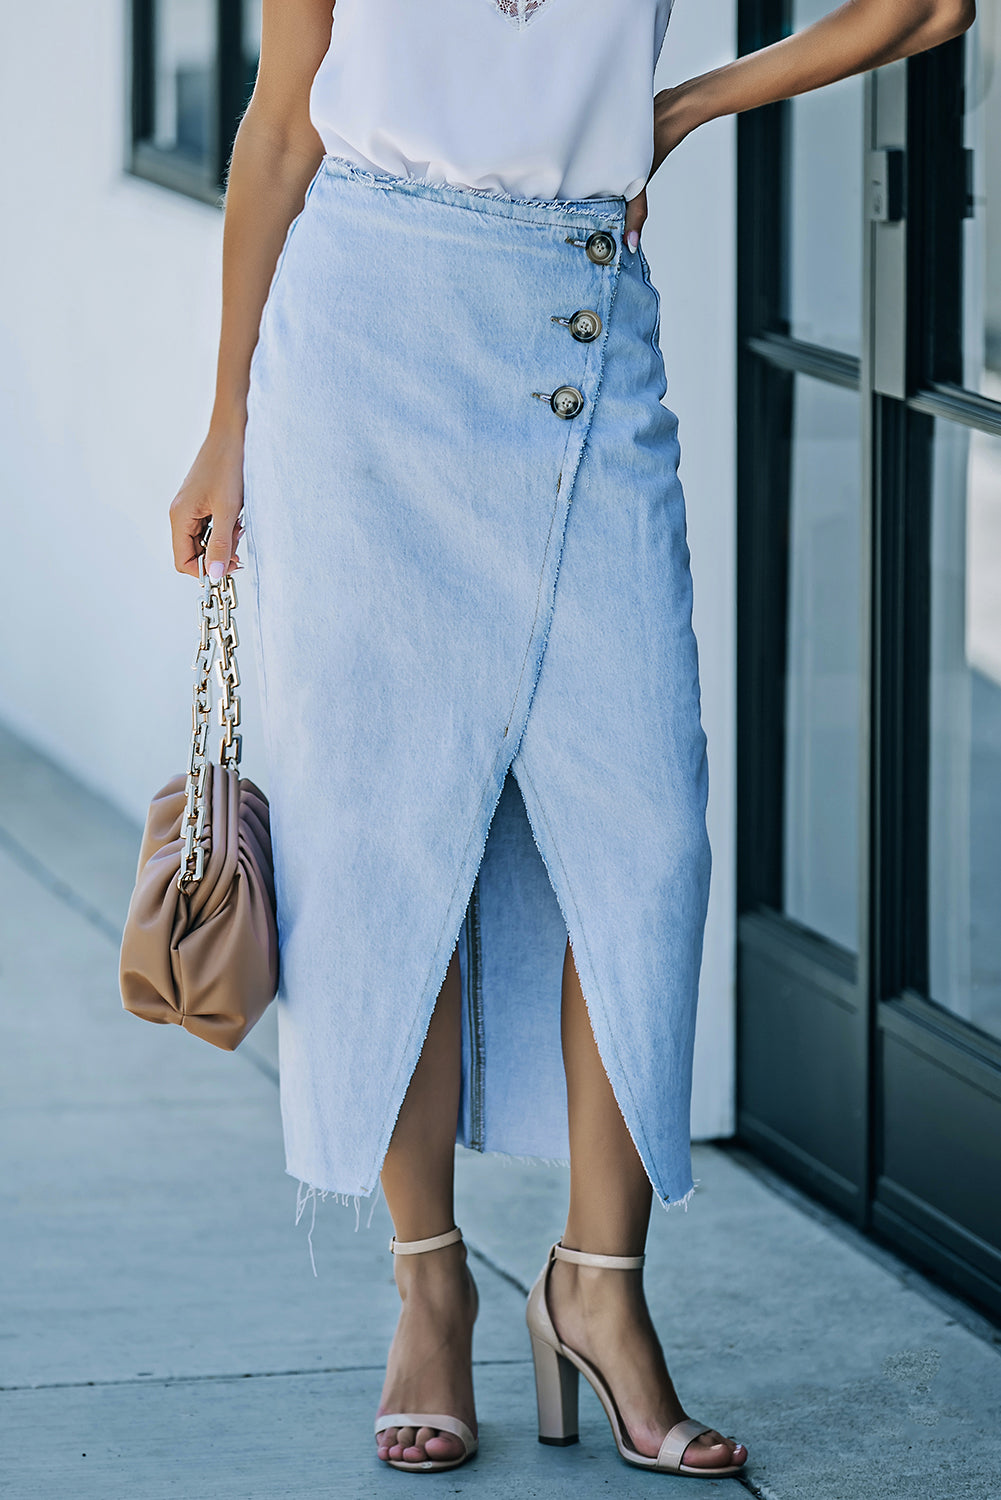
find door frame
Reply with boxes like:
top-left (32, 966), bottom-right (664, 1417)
top-left (735, 1), bottom-right (1001, 1317)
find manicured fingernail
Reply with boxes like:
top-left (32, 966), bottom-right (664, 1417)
top-left (626, 230), bottom-right (639, 253)
top-left (207, 560), bottom-right (225, 581)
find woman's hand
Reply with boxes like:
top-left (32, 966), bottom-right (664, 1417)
top-left (625, 0), bottom-right (976, 252)
top-left (624, 84), bottom-right (698, 251)
top-left (169, 426), bottom-right (246, 581)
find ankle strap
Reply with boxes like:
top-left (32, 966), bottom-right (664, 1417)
top-left (554, 1239), bottom-right (645, 1269)
top-left (389, 1226), bottom-right (463, 1255)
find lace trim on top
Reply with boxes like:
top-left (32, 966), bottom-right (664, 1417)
top-left (492, 0), bottom-right (551, 28)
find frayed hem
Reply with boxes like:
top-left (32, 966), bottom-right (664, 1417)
top-left (292, 1175), bottom-right (384, 1277)
top-left (655, 1178), bottom-right (700, 1214)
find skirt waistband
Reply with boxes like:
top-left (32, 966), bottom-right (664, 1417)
top-left (320, 154), bottom-right (626, 230)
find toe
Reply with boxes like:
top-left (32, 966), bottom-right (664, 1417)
top-left (423, 1429), bottom-right (467, 1463)
top-left (375, 1425), bottom-right (397, 1460)
top-left (391, 1425), bottom-right (416, 1459)
top-left (681, 1429), bottom-right (745, 1470)
top-left (403, 1425), bottom-right (438, 1461)
top-left (399, 1426), bottom-right (466, 1465)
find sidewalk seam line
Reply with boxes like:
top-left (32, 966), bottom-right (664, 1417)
top-left (0, 1357), bottom-right (532, 1395)
top-left (464, 1240), bottom-right (530, 1298)
top-left (0, 823), bottom-right (123, 945)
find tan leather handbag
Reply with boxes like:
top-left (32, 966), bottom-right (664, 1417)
top-left (119, 534), bottom-right (279, 1050)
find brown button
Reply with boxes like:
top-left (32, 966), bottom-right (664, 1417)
top-left (585, 231), bottom-right (617, 265)
top-left (568, 309), bottom-right (602, 342)
top-left (551, 385), bottom-right (585, 419)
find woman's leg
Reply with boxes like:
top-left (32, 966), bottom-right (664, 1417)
top-left (546, 939), bottom-right (747, 1471)
top-left (374, 946), bottom-right (478, 1466)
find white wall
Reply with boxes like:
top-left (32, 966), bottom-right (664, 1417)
top-left (0, 2), bottom-right (229, 816)
top-left (651, 3), bottom-right (738, 1137)
top-left (0, 0), bottom-right (736, 1138)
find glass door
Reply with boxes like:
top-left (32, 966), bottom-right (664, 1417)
top-left (736, 0), bottom-right (871, 1219)
top-left (737, 0), bottom-right (1001, 1315)
top-left (871, 23), bottom-right (1001, 1312)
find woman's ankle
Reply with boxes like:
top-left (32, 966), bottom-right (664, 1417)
top-left (393, 1244), bottom-right (473, 1299)
top-left (560, 1223), bottom-right (648, 1260)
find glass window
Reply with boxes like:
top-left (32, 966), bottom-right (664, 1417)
top-left (782, 375), bottom-right (862, 951)
top-left (131, 0), bottom-right (263, 201)
top-left (152, 0), bottom-right (216, 165)
top-left (242, 0), bottom-right (262, 105)
top-left (962, 12), bottom-right (1001, 399)
top-left (928, 417), bottom-right (1001, 1041)
top-left (787, 0), bottom-right (865, 356)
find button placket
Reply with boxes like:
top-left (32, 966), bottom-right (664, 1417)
top-left (531, 223), bottom-right (618, 419)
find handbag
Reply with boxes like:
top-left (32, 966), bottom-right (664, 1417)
top-left (119, 526), bottom-right (279, 1049)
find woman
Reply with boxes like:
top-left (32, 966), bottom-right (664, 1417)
top-left (169, 0), bottom-right (973, 1478)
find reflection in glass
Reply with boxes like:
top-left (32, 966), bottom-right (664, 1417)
top-left (963, 11), bottom-right (1001, 396)
top-left (928, 420), bottom-right (1001, 1042)
top-left (782, 377), bottom-right (861, 951)
top-left (243, 0), bottom-right (262, 99)
top-left (153, 0), bottom-right (215, 162)
top-left (787, 0), bottom-right (864, 356)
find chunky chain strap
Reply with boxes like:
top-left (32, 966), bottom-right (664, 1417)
top-left (177, 521), bottom-right (242, 893)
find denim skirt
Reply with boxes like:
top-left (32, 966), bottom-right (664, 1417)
top-left (242, 154), bottom-right (711, 1215)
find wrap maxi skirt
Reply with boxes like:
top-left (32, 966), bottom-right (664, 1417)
top-left (242, 155), bottom-right (711, 1216)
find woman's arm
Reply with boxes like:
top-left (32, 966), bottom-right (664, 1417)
top-left (169, 0), bottom-right (335, 581)
top-left (626, 0), bottom-right (976, 247)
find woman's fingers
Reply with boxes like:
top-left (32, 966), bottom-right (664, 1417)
top-left (171, 503), bottom-right (239, 580)
top-left (623, 185), bottom-right (648, 254)
top-left (169, 432), bottom-right (246, 580)
top-left (203, 513), bottom-right (239, 581)
top-left (171, 506), bottom-right (210, 579)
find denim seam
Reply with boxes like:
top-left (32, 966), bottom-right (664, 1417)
top-left (508, 250), bottom-right (624, 758)
top-left (321, 155), bottom-right (626, 229)
top-left (463, 876), bottom-right (486, 1151)
top-left (501, 424), bottom-right (575, 740)
top-left (636, 243), bottom-right (663, 357)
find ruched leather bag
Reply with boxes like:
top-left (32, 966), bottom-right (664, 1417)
top-left (118, 535), bottom-right (279, 1050)
top-left (119, 764), bottom-right (278, 1049)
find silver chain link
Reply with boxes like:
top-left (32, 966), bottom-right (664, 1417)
top-left (177, 522), bottom-right (242, 893)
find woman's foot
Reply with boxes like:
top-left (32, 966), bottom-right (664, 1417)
top-left (546, 1255), bottom-right (747, 1472)
top-left (375, 1238), bottom-right (479, 1467)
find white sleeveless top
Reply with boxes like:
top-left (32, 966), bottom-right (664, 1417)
top-left (309, 0), bottom-right (676, 203)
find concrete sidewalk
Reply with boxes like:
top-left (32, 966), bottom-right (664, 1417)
top-left (0, 717), bottom-right (998, 1499)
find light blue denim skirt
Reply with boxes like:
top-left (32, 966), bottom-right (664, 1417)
top-left (242, 154), bottom-right (711, 1215)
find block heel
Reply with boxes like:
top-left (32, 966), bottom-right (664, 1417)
top-left (525, 1240), bottom-right (749, 1478)
top-left (530, 1331), bottom-right (580, 1445)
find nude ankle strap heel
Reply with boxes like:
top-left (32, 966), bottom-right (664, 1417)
top-left (553, 1241), bottom-right (645, 1269)
top-left (526, 1240), bottom-right (747, 1479)
top-left (375, 1225), bottom-right (479, 1474)
top-left (389, 1225), bottom-right (464, 1254)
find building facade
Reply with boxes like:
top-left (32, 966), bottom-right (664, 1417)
top-left (1, 1), bottom-right (997, 1312)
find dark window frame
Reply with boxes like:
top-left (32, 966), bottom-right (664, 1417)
top-left (736, 0), bottom-right (1001, 1320)
top-left (129, 0), bottom-right (257, 206)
